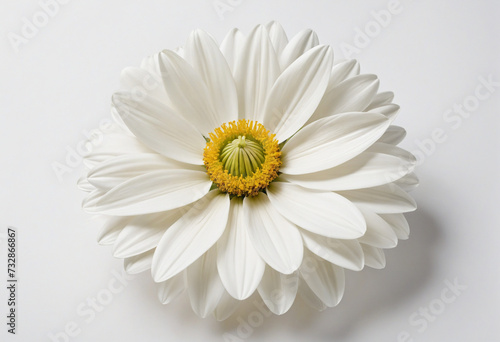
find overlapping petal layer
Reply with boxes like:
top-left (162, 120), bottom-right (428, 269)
top-left (80, 22), bottom-right (417, 319)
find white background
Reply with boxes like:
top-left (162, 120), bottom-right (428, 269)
top-left (1, 0), bottom-right (499, 341)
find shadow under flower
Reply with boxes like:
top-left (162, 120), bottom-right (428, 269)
top-left (214, 206), bottom-right (441, 341)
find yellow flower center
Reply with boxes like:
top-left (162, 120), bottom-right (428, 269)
top-left (203, 120), bottom-right (281, 197)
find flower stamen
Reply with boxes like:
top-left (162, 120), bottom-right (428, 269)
top-left (203, 120), bottom-right (281, 197)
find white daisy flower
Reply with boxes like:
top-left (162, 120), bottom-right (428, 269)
top-left (79, 22), bottom-right (417, 319)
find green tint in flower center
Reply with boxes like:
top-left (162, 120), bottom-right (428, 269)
top-left (203, 120), bottom-right (281, 197)
top-left (220, 136), bottom-right (265, 177)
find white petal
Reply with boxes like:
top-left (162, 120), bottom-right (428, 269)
top-left (124, 249), bottom-right (154, 274)
top-left (368, 103), bottom-right (400, 121)
top-left (281, 112), bottom-right (390, 175)
top-left (377, 125), bottom-right (406, 145)
top-left (279, 29), bottom-right (319, 70)
top-left (173, 46), bottom-right (185, 57)
top-left (366, 91), bottom-right (394, 110)
top-left (267, 182), bottom-right (365, 239)
top-left (119, 67), bottom-right (167, 104)
top-left (185, 29), bottom-right (238, 123)
top-left (258, 266), bottom-right (298, 315)
top-left (234, 25), bottom-right (280, 121)
top-left (77, 171), bottom-right (94, 192)
top-left (368, 142), bottom-right (416, 165)
top-left (300, 230), bottom-right (364, 271)
top-left (299, 251), bottom-right (345, 307)
top-left (281, 149), bottom-right (415, 191)
top-left (213, 291), bottom-right (239, 321)
top-left (158, 272), bottom-right (185, 304)
top-left (380, 213), bottom-right (410, 240)
top-left (112, 92), bottom-right (205, 165)
top-left (298, 279), bottom-right (327, 311)
top-left (187, 247), bottom-right (225, 318)
top-left (357, 207), bottom-right (398, 248)
top-left (110, 107), bottom-right (133, 136)
top-left (158, 50), bottom-right (219, 135)
top-left (263, 45), bottom-right (333, 143)
top-left (339, 184), bottom-right (417, 214)
top-left (87, 153), bottom-right (200, 191)
top-left (361, 244), bottom-right (386, 269)
top-left (83, 133), bottom-right (152, 168)
top-left (85, 169), bottom-right (211, 216)
top-left (243, 194), bottom-right (303, 274)
top-left (140, 52), bottom-right (162, 76)
top-left (96, 216), bottom-right (132, 245)
top-left (82, 189), bottom-right (105, 209)
top-left (152, 191), bottom-right (230, 282)
top-left (311, 74), bottom-right (379, 123)
top-left (327, 59), bottom-right (360, 89)
top-left (220, 28), bottom-right (245, 73)
top-left (113, 209), bottom-right (184, 258)
top-left (395, 172), bottom-right (419, 191)
top-left (265, 21), bottom-right (288, 56)
top-left (217, 198), bottom-right (265, 300)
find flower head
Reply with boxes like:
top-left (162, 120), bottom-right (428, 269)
top-left (204, 119), bottom-right (281, 197)
top-left (79, 22), bottom-right (417, 319)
